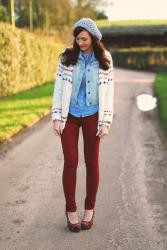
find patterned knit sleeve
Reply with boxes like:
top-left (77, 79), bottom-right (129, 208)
top-left (103, 52), bottom-right (114, 128)
top-left (51, 59), bottom-right (64, 121)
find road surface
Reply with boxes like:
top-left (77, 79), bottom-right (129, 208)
top-left (0, 68), bottom-right (167, 250)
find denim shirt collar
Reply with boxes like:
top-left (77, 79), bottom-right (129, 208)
top-left (78, 50), bottom-right (96, 64)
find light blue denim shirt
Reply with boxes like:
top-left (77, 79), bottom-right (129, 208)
top-left (69, 50), bottom-right (99, 117)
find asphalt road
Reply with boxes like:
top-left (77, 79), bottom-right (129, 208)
top-left (0, 68), bottom-right (167, 250)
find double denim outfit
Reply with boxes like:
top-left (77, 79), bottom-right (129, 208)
top-left (69, 50), bottom-right (99, 117)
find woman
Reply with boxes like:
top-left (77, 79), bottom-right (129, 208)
top-left (52, 18), bottom-right (114, 232)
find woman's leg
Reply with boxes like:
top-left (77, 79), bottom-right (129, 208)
top-left (82, 112), bottom-right (100, 210)
top-left (60, 114), bottom-right (80, 212)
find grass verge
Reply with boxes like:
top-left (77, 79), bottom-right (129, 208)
top-left (0, 81), bottom-right (54, 143)
top-left (154, 72), bottom-right (167, 135)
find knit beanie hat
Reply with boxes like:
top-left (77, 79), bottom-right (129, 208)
top-left (73, 18), bottom-right (102, 40)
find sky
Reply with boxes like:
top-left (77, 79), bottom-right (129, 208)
top-left (101, 0), bottom-right (167, 20)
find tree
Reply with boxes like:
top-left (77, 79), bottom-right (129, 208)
top-left (73, 0), bottom-right (109, 20)
top-left (95, 10), bottom-right (108, 20)
top-left (11, 0), bottom-right (109, 31)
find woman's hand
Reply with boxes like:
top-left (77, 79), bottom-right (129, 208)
top-left (97, 124), bottom-right (110, 139)
top-left (53, 119), bottom-right (62, 136)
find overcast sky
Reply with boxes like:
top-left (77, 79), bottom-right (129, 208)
top-left (101, 0), bottom-right (167, 20)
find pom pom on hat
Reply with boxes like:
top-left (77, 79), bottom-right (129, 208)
top-left (73, 18), bottom-right (102, 40)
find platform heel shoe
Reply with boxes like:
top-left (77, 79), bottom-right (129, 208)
top-left (65, 211), bottom-right (81, 232)
top-left (81, 210), bottom-right (95, 230)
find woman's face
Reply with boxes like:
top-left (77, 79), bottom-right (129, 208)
top-left (75, 30), bottom-right (93, 54)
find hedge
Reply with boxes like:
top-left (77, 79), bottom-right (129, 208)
top-left (0, 22), bottom-right (64, 97)
top-left (111, 47), bottom-right (167, 72)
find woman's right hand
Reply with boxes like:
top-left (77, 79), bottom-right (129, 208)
top-left (53, 119), bottom-right (62, 136)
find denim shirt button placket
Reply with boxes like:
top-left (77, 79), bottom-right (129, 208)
top-left (69, 51), bottom-right (99, 117)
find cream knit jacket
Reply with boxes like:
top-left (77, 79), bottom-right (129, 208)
top-left (51, 50), bottom-right (114, 135)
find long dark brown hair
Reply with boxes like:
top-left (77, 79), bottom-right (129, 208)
top-left (60, 26), bottom-right (110, 70)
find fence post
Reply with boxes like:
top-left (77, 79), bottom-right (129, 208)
top-left (10, 0), bottom-right (15, 29)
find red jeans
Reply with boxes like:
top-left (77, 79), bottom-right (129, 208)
top-left (60, 112), bottom-right (100, 212)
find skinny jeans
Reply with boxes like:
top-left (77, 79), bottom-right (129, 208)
top-left (60, 112), bottom-right (100, 212)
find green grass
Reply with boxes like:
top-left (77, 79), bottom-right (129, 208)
top-left (0, 81), bottom-right (54, 143)
top-left (96, 19), bottom-right (167, 27)
top-left (154, 72), bottom-right (167, 134)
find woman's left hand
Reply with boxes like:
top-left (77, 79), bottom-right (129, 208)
top-left (97, 124), bottom-right (110, 139)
